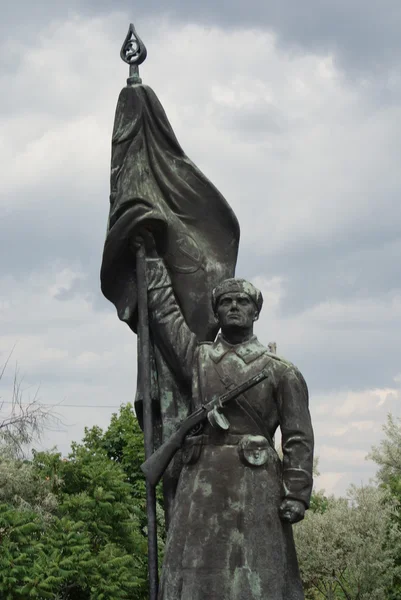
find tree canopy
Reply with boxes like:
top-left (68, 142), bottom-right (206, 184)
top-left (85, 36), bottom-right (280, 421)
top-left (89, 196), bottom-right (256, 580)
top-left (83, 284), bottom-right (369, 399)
top-left (0, 404), bottom-right (154, 599)
top-left (2, 395), bottom-right (401, 599)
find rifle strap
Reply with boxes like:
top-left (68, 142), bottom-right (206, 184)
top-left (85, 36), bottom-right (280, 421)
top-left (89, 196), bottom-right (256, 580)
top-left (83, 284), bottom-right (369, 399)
top-left (212, 360), bottom-right (275, 451)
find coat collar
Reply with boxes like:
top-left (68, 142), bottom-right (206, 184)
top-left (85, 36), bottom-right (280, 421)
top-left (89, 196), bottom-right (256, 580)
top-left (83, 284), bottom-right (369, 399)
top-left (209, 334), bottom-right (266, 364)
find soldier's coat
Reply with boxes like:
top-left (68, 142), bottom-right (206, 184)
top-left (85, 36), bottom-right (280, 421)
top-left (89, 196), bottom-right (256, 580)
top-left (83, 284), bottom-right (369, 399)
top-left (147, 260), bottom-right (314, 600)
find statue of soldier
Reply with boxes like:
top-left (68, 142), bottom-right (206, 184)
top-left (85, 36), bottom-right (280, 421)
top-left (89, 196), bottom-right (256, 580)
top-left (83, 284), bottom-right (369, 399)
top-left (138, 232), bottom-right (314, 600)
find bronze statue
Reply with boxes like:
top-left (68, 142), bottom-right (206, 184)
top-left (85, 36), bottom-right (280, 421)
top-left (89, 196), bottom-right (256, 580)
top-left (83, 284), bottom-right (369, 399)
top-left (138, 233), bottom-right (314, 599)
top-left (101, 23), bottom-right (314, 600)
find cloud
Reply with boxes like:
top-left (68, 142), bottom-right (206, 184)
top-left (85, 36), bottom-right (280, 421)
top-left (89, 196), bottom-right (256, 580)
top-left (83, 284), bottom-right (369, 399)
top-left (0, 263), bottom-right (136, 457)
top-left (253, 273), bottom-right (401, 495)
top-left (1, 10), bottom-right (401, 496)
top-left (316, 471), bottom-right (345, 496)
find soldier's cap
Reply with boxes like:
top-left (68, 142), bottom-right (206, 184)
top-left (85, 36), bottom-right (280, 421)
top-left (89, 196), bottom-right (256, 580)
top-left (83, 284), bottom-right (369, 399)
top-left (212, 278), bottom-right (263, 313)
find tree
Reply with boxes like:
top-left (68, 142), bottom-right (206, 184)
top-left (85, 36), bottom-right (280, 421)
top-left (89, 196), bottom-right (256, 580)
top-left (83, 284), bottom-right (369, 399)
top-left (0, 402), bottom-right (155, 599)
top-left (81, 404), bottom-right (166, 554)
top-left (0, 443), bottom-right (150, 600)
top-left (369, 413), bottom-right (401, 599)
top-left (32, 437), bottom-right (150, 599)
top-left (0, 508), bottom-right (94, 600)
top-left (369, 413), bottom-right (401, 494)
top-left (294, 484), bottom-right (401, 600)
top-left (81, 404), bottom-right (147, 498)
top-left (0, 449), bottom-right (57, 517)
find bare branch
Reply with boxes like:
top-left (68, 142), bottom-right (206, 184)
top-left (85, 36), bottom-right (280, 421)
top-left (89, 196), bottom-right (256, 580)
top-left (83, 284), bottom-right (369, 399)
top-left (0, 345), bottom-right (15, 382)
top-left (0, 354), bottom-right (62, 457)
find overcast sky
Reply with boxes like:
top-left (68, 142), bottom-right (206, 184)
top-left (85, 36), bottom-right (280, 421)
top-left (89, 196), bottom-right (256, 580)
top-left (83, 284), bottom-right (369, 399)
top-left (1, 1), bottom-right (401, 496)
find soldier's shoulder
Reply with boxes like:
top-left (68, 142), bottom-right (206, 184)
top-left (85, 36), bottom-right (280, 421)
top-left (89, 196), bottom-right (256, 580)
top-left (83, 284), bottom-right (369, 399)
top-left (263, 352), bottom-right (307, 389)
top-left (262, 350), bottom-right (296, 371)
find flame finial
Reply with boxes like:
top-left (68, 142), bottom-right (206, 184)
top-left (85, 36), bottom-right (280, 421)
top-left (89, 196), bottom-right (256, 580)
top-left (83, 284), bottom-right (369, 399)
top-left (120, 23), bottom-right (147, 85)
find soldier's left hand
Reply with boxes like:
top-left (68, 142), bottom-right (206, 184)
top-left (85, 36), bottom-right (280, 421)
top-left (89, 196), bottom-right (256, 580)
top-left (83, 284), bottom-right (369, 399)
top-left (279, 499), bottom-right (305, 524)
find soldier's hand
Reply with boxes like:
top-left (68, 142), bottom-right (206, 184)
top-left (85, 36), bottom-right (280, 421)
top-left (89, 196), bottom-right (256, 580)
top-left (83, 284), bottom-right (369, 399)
top-left (279, 499), bottom-right (305, 524)
top-left (132, 229), bottom-right (158, 258)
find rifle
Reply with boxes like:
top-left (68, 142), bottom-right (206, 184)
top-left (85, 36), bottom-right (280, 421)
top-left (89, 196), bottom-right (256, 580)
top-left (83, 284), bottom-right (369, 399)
top-left (141, 368), bottom-right (269, 486)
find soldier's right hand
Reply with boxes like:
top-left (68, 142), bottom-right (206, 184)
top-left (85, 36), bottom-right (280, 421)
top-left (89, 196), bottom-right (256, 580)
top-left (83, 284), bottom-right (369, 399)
top-left (133, 229), bottom-right (158, 258)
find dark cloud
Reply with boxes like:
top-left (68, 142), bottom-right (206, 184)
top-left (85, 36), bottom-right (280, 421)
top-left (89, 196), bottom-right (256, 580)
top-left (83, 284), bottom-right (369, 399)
top-left (3, 0), bottom-right (401, 78)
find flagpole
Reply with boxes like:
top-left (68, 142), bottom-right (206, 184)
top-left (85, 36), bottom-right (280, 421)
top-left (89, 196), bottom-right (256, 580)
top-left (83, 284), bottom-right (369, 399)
top-left (136, 242), bottom-right (159, 600)
top-left (120, 24), bottom-right (158, 599)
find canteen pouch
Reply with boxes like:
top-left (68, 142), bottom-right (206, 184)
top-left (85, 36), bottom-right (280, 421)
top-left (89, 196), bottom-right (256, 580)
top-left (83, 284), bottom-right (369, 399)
top-left (238, 434), bottom-right (270, 467)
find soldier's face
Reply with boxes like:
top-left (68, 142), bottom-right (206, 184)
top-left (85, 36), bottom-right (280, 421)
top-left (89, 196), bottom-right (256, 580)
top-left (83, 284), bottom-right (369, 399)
top-left (216, 292), bottom-right (258, 332)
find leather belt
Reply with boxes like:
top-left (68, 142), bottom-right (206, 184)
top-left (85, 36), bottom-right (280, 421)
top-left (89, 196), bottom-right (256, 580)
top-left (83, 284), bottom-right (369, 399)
top-left (184, 433), bottom-right (260, 447)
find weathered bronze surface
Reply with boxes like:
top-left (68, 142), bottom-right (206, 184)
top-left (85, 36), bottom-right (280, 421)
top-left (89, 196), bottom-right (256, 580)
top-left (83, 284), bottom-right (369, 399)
top-left (101, 23), bottom-right (314, 600)
top-left (144, 256), bottom-right (313, 599)
top-left (100, 25), bottom-right (240, 523)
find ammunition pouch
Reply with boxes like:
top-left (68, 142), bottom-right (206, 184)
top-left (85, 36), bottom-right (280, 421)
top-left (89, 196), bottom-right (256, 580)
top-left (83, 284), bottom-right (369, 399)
top-left (182, 436), bottom-right (204, 465)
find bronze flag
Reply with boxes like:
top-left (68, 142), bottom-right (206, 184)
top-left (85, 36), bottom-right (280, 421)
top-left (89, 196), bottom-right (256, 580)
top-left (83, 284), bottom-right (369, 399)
top-left (100, 76), bottom-right (240, 490)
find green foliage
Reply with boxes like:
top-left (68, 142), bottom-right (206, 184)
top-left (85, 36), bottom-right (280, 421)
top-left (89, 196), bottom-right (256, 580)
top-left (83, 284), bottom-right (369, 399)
top-left (295, 484), bottom-right (401, 600)
top-left (0, 502), bottom-right (94, 599)
top-left (295, 421), bottom-right (401, 599)
top-left (0, 452), bottom-right (58, 517)
top-left (369, 414), bottom-right (401, 487)
top-left (369, 414), bottom-right (401, 599)
top-left (81, 404), bottom-right (146, 499)
top-left (81, 404), bottom-right (166, 548)
top-left (0, 404), bottom-right (157, 599)
top-left (309, 488), bottom-right (330, 514)
top-left (3, 397), bottom-right (401, 600)
top-left (32, 409), bottom-right (151, 599)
